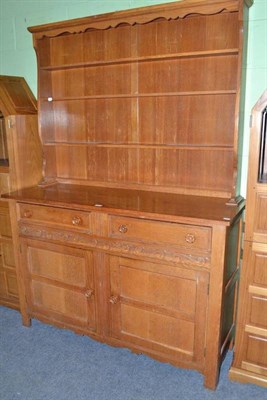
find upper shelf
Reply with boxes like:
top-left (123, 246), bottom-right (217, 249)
top-left (40, 49), bottom-right (239, 71)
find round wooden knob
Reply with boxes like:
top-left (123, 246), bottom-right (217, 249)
top-left (23, 210), bottom-right (32, 218)
top-left (185, 233), bottom-right (196, 244)
top-left (72, 216), bottom-right (82, 226)
top-left (109, 295), bottom-right (119, 305)
top-left (118, 224), bottom-right (128, 234)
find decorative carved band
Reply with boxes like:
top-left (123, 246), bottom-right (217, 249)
top-left (19, 223), bottom-right (210, 268)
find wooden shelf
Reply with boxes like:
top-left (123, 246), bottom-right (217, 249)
top-left (40, 49), bottom-right (239, 71)
top-left (43, 142), bottom-right (234, 151)
top-left (40, 90), bottom-right (237, 103)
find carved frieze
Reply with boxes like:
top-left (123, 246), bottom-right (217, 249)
top-left (19, 223), bottom-right (210, 268)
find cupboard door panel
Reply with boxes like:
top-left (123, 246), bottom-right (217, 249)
top-left (109, 256), bottom-right (209, 364)
top-left (121, 303), bottom-right (195, 354)
top-left (0, 270), bottom-right (18, 298)
top-left (28, 246), bottom-right (88, 287)
top-left (31, 280), bottom-right (90, 323)
top-left (1, 242), bottom-right (15, 268)
top-left (6, 272), bottom-right (18, 297)
top-left (0, 271), bottom-right (7, 296)
top-left (119, 265), bottom-right (196, 317)
top-left (24, 241), bottom-right (96, 331)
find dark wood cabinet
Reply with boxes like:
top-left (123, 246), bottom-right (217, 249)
top-left (4, 0), bottom-right (252, 389)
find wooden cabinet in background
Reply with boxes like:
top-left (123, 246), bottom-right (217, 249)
top-left (0, 76), bottom-right (42, 309)
top-left (4, 0), bottom-right (252, 390)
top-left (229, 90), bottom-right (267, 388)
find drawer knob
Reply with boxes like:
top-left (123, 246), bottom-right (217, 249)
top-left (85, 289), bottom-right (94, 299)
top-left (109, 295), bottom-right (120, 305)
top-left (23, 210), bottom-right (32, 218)
top-left (185, 233), bottom-right (196, 244)
top-left (118, 224), bottom-right (128, 234)
top-left (72, 216), bottom-right (82, 226)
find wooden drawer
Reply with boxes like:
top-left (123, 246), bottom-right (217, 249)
top-left (19, 204), bottom-right (91, 230)
top-left (109, 216), bottom-right (211, 251)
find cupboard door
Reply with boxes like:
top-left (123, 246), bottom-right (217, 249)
top-left (22, 240), bottom-right (96, 332)
top-left (0, 241), bottom-right (18, 297)
top-left (0, 203), bottom-right (19, 305)
top-left (109, 256), bottom-right (209, 367)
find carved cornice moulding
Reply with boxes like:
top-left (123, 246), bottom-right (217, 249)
top-left (19, 224), bottom-right (211, 268)
top-left (28, 0), bottom-right (243, 40)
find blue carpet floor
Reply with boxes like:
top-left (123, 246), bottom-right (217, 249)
top-left (0, 306), bottom-right (266, 400)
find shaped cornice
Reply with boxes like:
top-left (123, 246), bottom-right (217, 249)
top-left (28, 0), bottom-right (244, 40)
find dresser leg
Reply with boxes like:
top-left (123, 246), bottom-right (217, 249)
top-left (21, 314), bottom-right (32, 327)
top-left (204, 367), bottom-right (219, 390)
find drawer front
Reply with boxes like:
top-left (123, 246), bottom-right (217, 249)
top-left (109, 216), bottom-right (211, 250)
top-left (19, 204), bottom-right (91, 230)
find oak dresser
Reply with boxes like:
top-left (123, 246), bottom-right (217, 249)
top-left (4, 0), bottom-right (252, 389)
